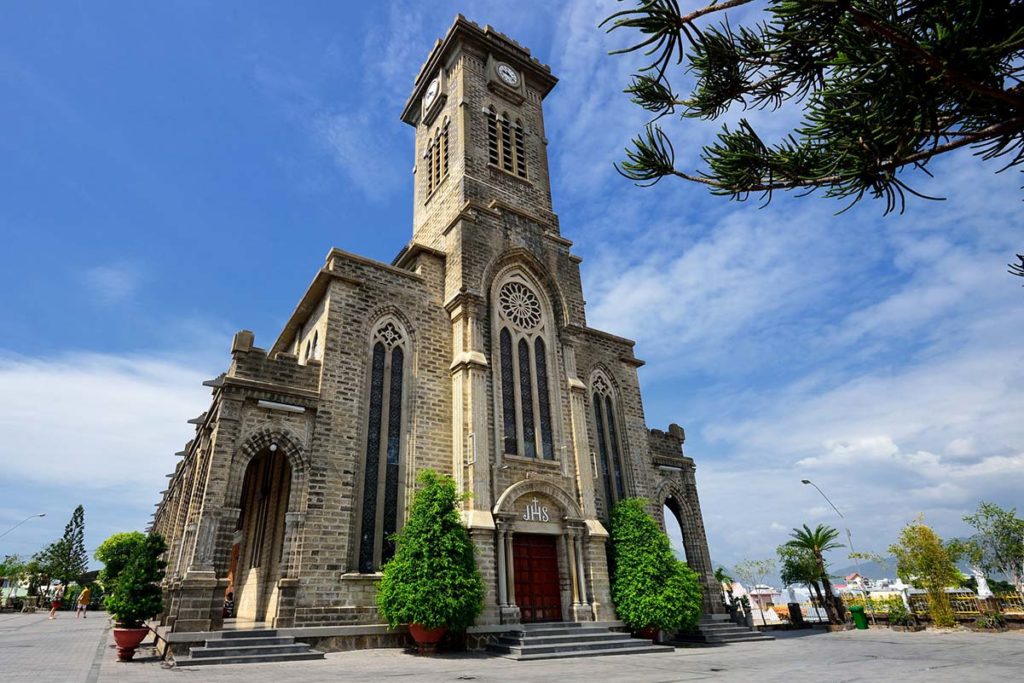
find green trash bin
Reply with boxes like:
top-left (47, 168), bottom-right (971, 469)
top-left (849, 605), bottom-right (868, 629)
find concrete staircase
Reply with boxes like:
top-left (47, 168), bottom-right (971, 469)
top-left (174, 628), bottom-right (325, 666)
top-left (670, 616), bottom-right (775, 646)
top-left (488, 622), bottom-right (674, 661)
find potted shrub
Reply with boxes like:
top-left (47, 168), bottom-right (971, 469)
top-left (377, 470), bottom-right (484, 653)
top-left (610, 498), bottom-right (702, 642)
top-left (102, 533), bottom-right (167, 661)
top-left (95, 532), bottom-right (147, 589)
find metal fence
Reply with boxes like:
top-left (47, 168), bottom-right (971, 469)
top-left (996, 592), bottom-right (1024, 615)
top-left (906, 592), bottom-right (1024, 618)
top-left (840, 594), bottom-right (905, 613)
top-left (906, 593), bottom-right (983, 616)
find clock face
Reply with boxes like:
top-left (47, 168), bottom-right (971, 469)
top-left (424, 78), bottom-right (440, 108)
top-left (496, 62), bottom-right (519, 87)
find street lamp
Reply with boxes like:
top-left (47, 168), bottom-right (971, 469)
top-left (0, 513), bottom-right (46, 540)
top-left (800, 480), bottom-right (875, 624)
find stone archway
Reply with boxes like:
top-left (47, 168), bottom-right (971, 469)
top-left (233, 446), bottom-right (291, 624)
top-left (663, 500), bottom-right (688, 562)
top-left (493, 480), bottom-right (591, 623)
top-left (656, 481), bottom-right (725, 615)
top-left (227, 430), bottom-right (306, 625)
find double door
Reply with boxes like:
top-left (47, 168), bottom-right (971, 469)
top-left (513, 533), bottom-right (562, 623)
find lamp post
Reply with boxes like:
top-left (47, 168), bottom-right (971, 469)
top-left (0, 513), bottom-right (46, 540)
top-left (800, 480), bottom-right (875, 624)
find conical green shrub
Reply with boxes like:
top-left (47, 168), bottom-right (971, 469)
top-left (377, 470), bottom-right (484, 631)
top-left (610, 498), bottom-right (702, 632)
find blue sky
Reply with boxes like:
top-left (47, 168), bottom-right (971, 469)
top-left (2, 1), bottom-right (1022, 577)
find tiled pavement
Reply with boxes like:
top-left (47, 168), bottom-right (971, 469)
top-left (3, 611), bottom-right (1023, 682)
top-left (0, 609), bottom-right (109, 683)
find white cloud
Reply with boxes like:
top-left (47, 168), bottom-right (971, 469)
top-left (0, 348), bottom-right (226, 559)
top-left (547, 21), bottom-right (1024, 567)
top-left (80, 263), bottom-right (142, 304)
top-left (0, 352), bottom-right (211, 492)
top-left (313, 110), bottom-right (403, 200)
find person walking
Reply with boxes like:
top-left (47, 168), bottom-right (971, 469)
top-left (75, 585), bottom-right (91, 618)
top-left (48, 583), bottom-right (65, 619)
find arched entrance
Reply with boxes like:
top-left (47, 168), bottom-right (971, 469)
top-left (663, 501), bottom-right (687, 562)
top-left (232, 446), bottom-right (292, 623)
top-left (493, 480), bottom-right (590, 624)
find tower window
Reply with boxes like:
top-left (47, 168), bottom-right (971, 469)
top-left (501, 113), bottom-right (513, 173)
top-left (426, 118), bottom-right (450, 197)
top-left (486, 108), bottom-right (527, 179)
top-left (496, 277), bottom-right (554, 460)
top-left (514, 120), bottom-right (526, 178)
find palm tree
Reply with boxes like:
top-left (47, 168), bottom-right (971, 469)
top-left (714, 566), bottom-right (735, 607)
top-left (786, 524), bottom-right (844, 624)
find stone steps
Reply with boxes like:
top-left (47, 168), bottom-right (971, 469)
top-left (175, 628), bottom-right (325, 667)
top-left (488, 622), bottom-right (673, 661)
top-left (671, 618), bottom-right (775, 645)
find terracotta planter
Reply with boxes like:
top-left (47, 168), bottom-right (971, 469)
top-left (112, 626), bottom-right (149, 661)
top-left (635, 625), bottom-right (660, 641)
top-left (408, 624), bottom-right (447, 654)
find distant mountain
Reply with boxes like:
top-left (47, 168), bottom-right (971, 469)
top-left (830, 558), bottom-right (895, 582)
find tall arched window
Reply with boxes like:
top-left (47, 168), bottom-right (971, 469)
top-left (496, 275), bottom-right (554, 460)
top-left (358, 320), bottom-right (407, 572)
top-left (592, 373), bottom-right (625, 510)
top-left (486, 108), bottom-right (527, 179)
top-left (425, 118), bottom-right (450, 196)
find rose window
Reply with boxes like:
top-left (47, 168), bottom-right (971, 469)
top-left (499, 281), bottom-right (542, 330)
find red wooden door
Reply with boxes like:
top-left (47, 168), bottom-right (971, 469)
top-left (513, 533), bottom-right (562, 623)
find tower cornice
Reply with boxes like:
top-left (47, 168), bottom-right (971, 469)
top-left (400, 15), bottom-right (558, 126)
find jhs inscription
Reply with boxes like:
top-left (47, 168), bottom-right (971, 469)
top-left (522, 497), bottom-right (550, 522)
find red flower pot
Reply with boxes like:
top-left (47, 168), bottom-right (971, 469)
top-left (635, 625), bottom-right (660, 642)
top-left (112, 627), bottom-right (149, 661)
top-left (408, 624), bottom-right (447, 654)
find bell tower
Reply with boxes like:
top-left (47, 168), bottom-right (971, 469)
top-left (400, 16), bottom-right (559, 250)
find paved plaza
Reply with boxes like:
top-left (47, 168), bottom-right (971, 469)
top-left (2, 611), bottom-right (1022, 682)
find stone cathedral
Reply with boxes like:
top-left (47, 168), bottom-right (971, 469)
top-left (152, 16), bottom-right (725, 644)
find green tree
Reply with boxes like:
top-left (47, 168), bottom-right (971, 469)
top-left (104, 533), bottom-right (167, 628)
top-left (610, 498), bottom-right (703, 633)
top-left (37, 505), bottom-right (88, 587)
top-left (21, 558), bottom-right (45, 596)
top-left (777, 544), bottom-right (829, 617)
top-left (1, 555), bottom-right (26, 601)
top-left (889, 515), bottom-right (959, 627)
top-left (733, 557), bottom-right (777, 626)
top-left (376, 470), bottom-right (484, 632)
top-left (94, 532), bottom-right (147, 591)
top-left (961, 501), bottom-right (1024, 591)
top-left (603, 0), bottom-right (1024, 214)
top-left (786, 524), bottom-right (844, 624)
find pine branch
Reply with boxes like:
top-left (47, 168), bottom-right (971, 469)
top-left (1010, 254), bottom-right (1024, 279)
top-left (843, 4), bottom-right (1024, 111)
top-left (647, 117), bottom-right (1024, 191)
